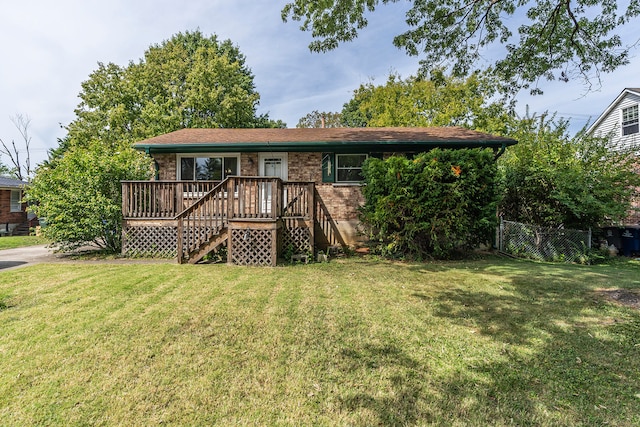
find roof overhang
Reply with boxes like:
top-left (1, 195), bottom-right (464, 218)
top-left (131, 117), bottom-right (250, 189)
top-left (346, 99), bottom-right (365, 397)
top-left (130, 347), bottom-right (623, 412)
top-left (136, 140), bottom-right (514, 154)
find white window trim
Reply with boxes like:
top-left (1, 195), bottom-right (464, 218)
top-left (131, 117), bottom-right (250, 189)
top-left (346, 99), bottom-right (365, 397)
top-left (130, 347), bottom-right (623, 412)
top-left (335, 153), bottom-right (368, 183)
top-left (176, 153), bottom-right (241, 181)
top-left (10, 189), bottom-right (22, 212)
top-left (621, 104), bottom-right (639, 137)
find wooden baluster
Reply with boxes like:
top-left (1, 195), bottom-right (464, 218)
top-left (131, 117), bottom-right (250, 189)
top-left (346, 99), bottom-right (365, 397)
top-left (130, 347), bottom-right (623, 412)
top-left (177, 215), bottom-right (184, 264)
top-left (271, 179), bottom-right (277, 218)
top-left (227, 177), bottom-right (234, 221)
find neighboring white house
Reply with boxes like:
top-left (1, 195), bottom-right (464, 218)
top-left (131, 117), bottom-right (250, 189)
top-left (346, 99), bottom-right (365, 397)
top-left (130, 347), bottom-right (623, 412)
top-left (587, 87), bottom-right (640, 226)
top-left (586, 87), bottom-right (640, 150)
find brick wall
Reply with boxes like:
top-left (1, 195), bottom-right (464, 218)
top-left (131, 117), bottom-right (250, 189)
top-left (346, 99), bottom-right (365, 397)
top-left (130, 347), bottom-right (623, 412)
top-left (151, 150), bottom-right (369, 246)
top-left (241, 153), bottom-right (258, 176)
top-left (153, 154), bottom-right (176, 180)
top-left (315, 184), bottom-right (363, 221)
top-left (0, 189), bottom-right (26, 225)
top-left (288, 153), bottom-right (323, 182)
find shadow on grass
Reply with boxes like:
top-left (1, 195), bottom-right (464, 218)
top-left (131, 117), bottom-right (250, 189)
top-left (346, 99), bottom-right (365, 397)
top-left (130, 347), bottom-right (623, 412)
top-left (331, 257), bottom-right (640, 425)
top-left (421, 260), bottom-right (640, 425)
top-left (336, 342), bottom-right (433, 426)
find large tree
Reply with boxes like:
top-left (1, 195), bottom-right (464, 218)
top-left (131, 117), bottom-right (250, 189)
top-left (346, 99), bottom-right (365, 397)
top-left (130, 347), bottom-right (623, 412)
top-left (51, 30), bottom-right (281, 160)
top-left (282, 0), bottom-right (640, 94)
top-left (31, 31), bottom-right (278, 252)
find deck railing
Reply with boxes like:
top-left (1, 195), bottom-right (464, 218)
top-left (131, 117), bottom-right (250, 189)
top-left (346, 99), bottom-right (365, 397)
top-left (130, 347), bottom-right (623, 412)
top-left (282, 182), bottom-right (314, 218)
top-left (122, 181), bottom-right (220, 219)
top-left (123, 178), bottom-right (315, 263)
top-left (176, 179), bottom-right (230, 263)
top-left (227, 177), bottom-right (283, 220)
top-left (122, 179), bottom-right (315, 220)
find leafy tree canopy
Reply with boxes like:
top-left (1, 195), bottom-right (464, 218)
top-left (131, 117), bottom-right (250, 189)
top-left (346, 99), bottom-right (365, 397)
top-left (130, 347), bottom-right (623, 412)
top-left (282, 0), bottom-right (640, 94)
top-left (341, 71), bottom-right (512, 132)
top-left (27, 143), bottom-right (152, 252)
top-left (51, 30), bottom-right (281, 160)
top-left (30, 31), bottom-right (283, 252)
top-left (498, 113), bottom-right (640, 229)
top-left (0, 159), bottom-right (15, 178)
top-left (296, 110), bottom-right (343, 128)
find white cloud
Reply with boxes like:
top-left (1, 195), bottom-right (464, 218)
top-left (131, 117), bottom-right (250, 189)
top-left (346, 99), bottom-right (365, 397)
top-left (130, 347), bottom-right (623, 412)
top-left (0, 0), bottom-right (637, 168)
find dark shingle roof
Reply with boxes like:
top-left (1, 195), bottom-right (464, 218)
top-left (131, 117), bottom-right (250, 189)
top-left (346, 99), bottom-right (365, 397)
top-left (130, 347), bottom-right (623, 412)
top-left (0, 177), bottom-right (28, 188)
top-left (134, 127), bottom-right (517, 154)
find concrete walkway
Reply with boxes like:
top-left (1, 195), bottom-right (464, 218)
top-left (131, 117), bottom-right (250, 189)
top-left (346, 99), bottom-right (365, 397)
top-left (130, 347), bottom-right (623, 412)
top-left (0, 245), bottom-right (172, 271)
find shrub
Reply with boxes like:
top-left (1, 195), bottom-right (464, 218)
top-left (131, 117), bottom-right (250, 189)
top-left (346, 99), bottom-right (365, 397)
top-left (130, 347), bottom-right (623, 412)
top-left (26, 142), bottom-right (152, 253)
top-left (360, 149), bottom-right (499, 259)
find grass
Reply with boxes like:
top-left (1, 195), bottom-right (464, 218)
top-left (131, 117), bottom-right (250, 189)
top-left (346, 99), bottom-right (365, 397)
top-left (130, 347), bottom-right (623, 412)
top-left (0, 256), bottom-right (639, 426)
top-left (0, 235), bottom-right (48, 250)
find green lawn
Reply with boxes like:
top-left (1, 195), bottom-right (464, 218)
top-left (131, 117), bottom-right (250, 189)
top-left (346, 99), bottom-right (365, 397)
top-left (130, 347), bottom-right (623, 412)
top-left (0, 235), bottom-right (48, 250)
top-left (0, 256), bottom-right (638, 426)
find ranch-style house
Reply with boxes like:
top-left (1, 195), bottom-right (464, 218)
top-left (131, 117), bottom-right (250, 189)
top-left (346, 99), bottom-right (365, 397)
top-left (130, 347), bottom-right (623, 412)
top-left (121, 127), bottom-right (516, 265)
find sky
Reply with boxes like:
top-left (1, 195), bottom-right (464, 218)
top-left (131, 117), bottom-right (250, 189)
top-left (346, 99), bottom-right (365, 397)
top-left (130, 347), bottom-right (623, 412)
top-left (1, 0), bottom-right (639, 169)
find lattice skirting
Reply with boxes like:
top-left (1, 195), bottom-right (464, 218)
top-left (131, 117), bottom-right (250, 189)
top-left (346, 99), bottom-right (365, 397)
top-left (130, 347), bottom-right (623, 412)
top-left (230, 228), bottom-right (276, 266)
top-left (123, 220), bottom-right (313, 264)
top-left (281, 226), bottom-right (312, 254)
top-left (122, 226), bottom-right (177, 258)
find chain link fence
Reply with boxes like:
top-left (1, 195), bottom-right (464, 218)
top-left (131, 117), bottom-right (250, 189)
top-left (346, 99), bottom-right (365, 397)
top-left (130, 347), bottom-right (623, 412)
top-left (498, 219), bottom-right (592, 262)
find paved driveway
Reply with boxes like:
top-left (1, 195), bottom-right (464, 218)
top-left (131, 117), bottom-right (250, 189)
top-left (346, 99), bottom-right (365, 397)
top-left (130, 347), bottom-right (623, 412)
top-left (0, 245), bottom-right (173, 271)
top-left (0, 245), bottom-right (60, 270)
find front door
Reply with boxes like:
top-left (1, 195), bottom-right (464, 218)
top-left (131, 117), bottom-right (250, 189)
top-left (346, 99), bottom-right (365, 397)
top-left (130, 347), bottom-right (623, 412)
top-left (259, 153), bottom-right (288, 214)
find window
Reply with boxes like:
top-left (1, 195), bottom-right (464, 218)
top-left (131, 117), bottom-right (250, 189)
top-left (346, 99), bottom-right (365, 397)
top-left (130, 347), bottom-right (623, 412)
top-left (10, 190), bottom-right (21, 212)
top-left (178, 155), bottom-right (239, 180)
top-left (622, 105), bottom-right (639, 136)
top-left (336, 154), bottom-right (368, 183)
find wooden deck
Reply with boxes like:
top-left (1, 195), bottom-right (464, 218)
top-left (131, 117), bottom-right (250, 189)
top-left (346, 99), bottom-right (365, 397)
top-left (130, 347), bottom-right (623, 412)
top-left (121, 177), bottom-right (316, 265)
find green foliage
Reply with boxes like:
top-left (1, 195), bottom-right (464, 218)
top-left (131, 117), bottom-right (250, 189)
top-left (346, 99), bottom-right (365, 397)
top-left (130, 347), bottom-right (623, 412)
top-left (340, 72), bottom-right (511, 132)
top-left (360, 149), bottom-right (499, 259)
top-left (31, 31), bottom-right (282, 253)
top-left (50, 30), bottom-right (278, 161)
top-left (296, 110), bottom-right (343, 128)
top-left (26, 143), bottom-right (152, 252)
top-left (499, 113), bottom-right (640, 229)
top-left (282, 0), bottom-right (640, 94)
top-left (0, 159), bottom-right (15, 178)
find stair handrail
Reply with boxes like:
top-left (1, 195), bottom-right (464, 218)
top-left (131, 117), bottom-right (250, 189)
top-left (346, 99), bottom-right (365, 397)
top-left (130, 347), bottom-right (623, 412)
top-left (176, 178), bottom-right (230, 263)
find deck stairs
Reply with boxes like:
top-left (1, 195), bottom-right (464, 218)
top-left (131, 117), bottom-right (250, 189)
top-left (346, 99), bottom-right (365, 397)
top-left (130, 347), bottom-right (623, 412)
top-left (176, 179), bottom-right (230, 264)
top-left (122, 177), bottom-right (314, 265)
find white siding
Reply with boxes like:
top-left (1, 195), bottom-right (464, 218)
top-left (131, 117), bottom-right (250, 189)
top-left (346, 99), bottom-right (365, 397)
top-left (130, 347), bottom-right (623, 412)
top-left (590, 92), bottom-right (640, 150)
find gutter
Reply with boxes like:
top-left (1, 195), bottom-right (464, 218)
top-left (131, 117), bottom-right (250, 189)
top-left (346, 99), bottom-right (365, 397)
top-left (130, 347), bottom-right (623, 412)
top-left (135, 139), bottom-right (517, 154)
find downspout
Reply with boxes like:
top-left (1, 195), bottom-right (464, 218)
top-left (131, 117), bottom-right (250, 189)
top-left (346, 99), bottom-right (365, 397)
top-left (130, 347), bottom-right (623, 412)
top-left (493, 142), bottom-right (507, 161)
top-left (144, 146), bottom-right (159, 180)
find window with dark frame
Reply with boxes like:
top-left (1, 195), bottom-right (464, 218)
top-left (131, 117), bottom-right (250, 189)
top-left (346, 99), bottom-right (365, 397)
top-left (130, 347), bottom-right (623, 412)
top-left (622, 105), bottom-right (639, 136)
top-left (179, 156), bottom-right (238, 181)
top-left (336, 154), bottom-right (368, 183)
